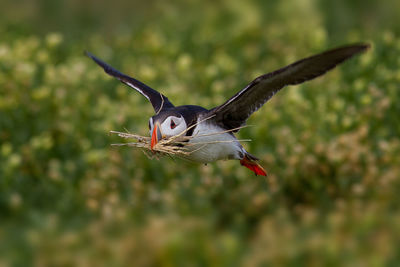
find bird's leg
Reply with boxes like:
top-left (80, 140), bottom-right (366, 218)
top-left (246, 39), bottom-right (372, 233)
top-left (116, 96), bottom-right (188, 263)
top-left (240, 155), bottom-right (267, 176)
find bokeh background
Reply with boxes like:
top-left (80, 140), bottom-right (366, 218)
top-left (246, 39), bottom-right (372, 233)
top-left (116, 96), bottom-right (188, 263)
top-left (1, 0), bottom-right (400, 266)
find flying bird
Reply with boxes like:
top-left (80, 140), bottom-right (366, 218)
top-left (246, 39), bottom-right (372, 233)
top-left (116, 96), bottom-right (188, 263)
top-left (86, 43), bottom-right (369, 176)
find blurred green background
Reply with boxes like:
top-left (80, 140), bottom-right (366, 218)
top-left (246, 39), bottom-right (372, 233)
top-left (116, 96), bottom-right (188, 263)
top-left (1, 0), bottom-right (400, 266)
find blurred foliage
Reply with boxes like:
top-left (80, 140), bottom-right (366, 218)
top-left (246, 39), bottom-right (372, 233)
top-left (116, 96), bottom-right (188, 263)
top-left (1, 0), bottom-right (400, 266)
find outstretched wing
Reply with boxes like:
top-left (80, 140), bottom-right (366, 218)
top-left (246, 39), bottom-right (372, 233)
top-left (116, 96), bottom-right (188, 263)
top-left (85, 51), bottom-right (174, 113)
top-left (208, 43), bottom-right (370, 130)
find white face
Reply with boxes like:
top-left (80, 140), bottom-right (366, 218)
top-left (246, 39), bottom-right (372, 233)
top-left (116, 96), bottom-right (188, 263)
top-left (149, 115), bottom-right (187, 138)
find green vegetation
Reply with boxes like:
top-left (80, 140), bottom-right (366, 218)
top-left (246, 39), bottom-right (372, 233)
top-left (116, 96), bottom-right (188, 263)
top-left (1, 0), bottom-right (400, 266)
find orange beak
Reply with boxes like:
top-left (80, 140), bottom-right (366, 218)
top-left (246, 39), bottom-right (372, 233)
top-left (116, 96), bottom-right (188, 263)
top-left (151, 123), bottom-right (162, 151)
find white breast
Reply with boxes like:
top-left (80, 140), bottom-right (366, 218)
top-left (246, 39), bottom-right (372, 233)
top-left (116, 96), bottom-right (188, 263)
top-left (182, 120), bottom-right (244, 163)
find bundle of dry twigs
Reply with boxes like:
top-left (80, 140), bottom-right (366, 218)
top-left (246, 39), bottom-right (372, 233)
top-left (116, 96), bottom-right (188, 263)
top-left (110, 130), bottom-right (193, 159)
top-left (109, 115), bottom-right (251, 160)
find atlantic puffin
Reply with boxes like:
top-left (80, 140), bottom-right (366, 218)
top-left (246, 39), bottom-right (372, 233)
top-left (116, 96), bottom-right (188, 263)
top-left (86, 43), bottom-right (369, 176)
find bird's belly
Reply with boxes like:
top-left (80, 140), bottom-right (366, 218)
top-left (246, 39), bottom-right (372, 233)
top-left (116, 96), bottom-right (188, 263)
top-left (182, 124), bottom-right (243, 163)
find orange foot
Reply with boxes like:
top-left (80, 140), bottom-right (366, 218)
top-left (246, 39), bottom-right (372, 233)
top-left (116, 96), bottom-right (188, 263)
top-left (240, 155), bottom-right (267, 176)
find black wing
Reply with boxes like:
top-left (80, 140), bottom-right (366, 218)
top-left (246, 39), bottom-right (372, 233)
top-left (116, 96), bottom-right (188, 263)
top-left (85, 51), bottom-right (174, 113)
top-left (208, 43), bottom-right (370, 130)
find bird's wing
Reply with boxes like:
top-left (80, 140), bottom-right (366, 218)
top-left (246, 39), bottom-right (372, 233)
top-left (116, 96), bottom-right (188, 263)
top-left (86, 52), bottom-right (174, 113)
top-left (208, 44), bottom-right (370, 130)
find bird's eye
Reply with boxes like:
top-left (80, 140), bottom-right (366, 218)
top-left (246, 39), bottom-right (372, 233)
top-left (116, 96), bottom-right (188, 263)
top-left (170, 120), bottom-right (176, 129)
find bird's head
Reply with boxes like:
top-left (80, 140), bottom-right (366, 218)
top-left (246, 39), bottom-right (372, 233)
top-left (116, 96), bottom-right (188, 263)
top-left (149, 110), bottom-right (187, 150)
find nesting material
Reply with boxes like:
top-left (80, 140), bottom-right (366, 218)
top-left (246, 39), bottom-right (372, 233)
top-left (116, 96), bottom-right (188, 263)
top-left (110, 130), bottom-right (193, 159)
top-left (109, 116), bottom-right (251, 160)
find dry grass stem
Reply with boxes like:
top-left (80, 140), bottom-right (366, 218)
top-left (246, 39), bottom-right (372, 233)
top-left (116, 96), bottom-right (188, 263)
top-left (110, 115), bottom-right (252, 159)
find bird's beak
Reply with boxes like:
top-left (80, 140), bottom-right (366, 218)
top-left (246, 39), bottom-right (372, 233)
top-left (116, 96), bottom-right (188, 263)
top-left (151, 123), bottom-right (163, 150)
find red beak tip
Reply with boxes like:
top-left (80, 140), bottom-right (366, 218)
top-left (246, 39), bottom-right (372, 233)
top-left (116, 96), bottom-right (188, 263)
top-left (151, 125), bottom-right (158, 151)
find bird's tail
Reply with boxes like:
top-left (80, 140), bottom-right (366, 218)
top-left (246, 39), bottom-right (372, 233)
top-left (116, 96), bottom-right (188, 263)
top-left (240, 153), bottom-right (267, 176)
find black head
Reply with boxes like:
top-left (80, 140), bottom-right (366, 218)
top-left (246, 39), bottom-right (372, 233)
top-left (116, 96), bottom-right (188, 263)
top-left (148, 105), bottom-right (208, 149)
top-left (149, 109), bottom-right (187, 139)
